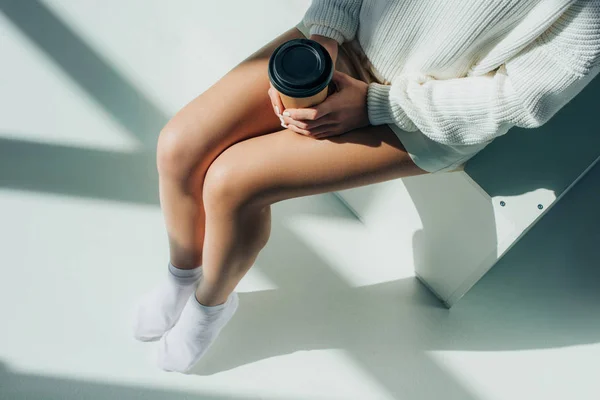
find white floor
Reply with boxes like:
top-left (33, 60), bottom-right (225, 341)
top-left (1, 1), bottom-right (599, 399)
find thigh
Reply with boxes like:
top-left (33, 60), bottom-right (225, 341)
top-left (204, 123), bottom-right (429, 209)
top-left (159, 27), bottom-right (305, 171)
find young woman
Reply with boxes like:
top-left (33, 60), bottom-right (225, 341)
top-left (133, 0), bottom-right (600, 372)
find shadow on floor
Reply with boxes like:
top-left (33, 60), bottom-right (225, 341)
top-left (0, 0), bottom-right (165, 205)
top-left (0, 0), bottom-right (167, 149)
top-left (0, 137), bottom-right (159, 205)
top-left (0, 361), bottom-right (274, 400)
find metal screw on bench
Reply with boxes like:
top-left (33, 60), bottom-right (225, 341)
top-left (500, 201), bottom-right (506, 207)
top-left (538, 204), bottom-right (543, 210)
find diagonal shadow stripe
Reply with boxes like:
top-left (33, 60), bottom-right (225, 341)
top-left (0, 0), bottom-right (168, 147)
top-left (0, 360), bottom-right (275, 400)
top-left (0, 137), bottom-right (159, 205)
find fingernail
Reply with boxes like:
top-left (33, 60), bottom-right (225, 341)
top-left (282, 111), bottom-right (290, 117)
top-left (275, 106), bottom-right (281, 115)
top-left (281, 122), bottom-right (288, 129)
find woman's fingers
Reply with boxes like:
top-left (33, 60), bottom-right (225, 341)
top-left (286, 124), bottom-right (310, 136)
top-left (287, 122), bottom-right (338, 138)
top-left (282, 100), bottom-right (333, 121)
top-left (332, 70), bottom-right (351, 87)
top-left (283, 107), bottom-right (324, 121)
top-left (268, 85), bottom-right (286, 126)
top-left (310, 124), bottom-right (339, 137)
top-left (281, 114), bottom-right (333, 130)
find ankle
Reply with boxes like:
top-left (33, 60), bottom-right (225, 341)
top-left (194, 286), bottom-right (228, 307)
top-left (169, 252), bottom-right (203, 270)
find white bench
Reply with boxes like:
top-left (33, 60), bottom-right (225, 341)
top-left (333, 74), bottom-right (600, 308)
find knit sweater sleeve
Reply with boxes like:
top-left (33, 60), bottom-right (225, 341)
top-left (302, 0), bottom-right (363, 44)
top-left (367, 1), bottom-right (600, 146)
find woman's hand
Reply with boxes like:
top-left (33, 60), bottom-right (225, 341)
top-left (281, 70), bottom-right (370, 139)
top-left (268, 34), bottom-right (339, 124)
top-left (268, 83), bottom-right (286, 128)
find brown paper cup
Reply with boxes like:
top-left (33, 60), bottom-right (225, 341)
top-left (268, 38), bottom-right (334, 112)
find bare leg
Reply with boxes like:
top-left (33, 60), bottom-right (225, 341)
top-left (156, 28), bottom-right (304, 269)
top-left (132, 28), bottom-right (305, 342)
top-left (197, 126), bottom-right (428, 306)
top-left (156, 122), bottom-right (428, 372)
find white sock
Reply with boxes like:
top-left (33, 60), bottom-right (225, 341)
top-left (132, 263), bottom-right (203, 342)
top-left (157, 291), bottom-right (239, 373)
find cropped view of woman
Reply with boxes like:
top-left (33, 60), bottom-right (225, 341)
top-left (133, 0), bottom-right (600, 373)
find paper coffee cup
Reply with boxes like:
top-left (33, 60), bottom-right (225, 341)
top-left (268, 38), bottom-right (334, 109)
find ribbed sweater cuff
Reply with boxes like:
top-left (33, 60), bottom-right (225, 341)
top-left (367, 83), bottom-right (409, 126)
top-left (309, 25), bottom-right (346, 45)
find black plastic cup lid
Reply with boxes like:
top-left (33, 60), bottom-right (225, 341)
top-left (268, 38), bottom-right (333, 98)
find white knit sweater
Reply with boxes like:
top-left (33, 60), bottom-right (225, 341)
top-left (302, 0), bottom-right (600, 146)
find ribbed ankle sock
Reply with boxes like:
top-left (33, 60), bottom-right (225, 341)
top-left (157, 291), bottom-right (239, 373)
top-left (132, 263), bottom-right (203, 341)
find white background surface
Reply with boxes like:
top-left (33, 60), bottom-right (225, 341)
top-left (1, 1), bottom-right (599, 399)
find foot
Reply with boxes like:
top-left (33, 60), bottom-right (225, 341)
top-left (132, 265), bottom-right (203, 342)
top-left (157, 291), bottom-right (239, 373)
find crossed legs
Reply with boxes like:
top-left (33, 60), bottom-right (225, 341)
top-left (133, 27), bottom-right (428, 373)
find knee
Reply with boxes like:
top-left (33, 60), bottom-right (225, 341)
top-left (202, 154), bottom-right (261, 212)
top-left (156, 124), bottom-right (202, 180)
